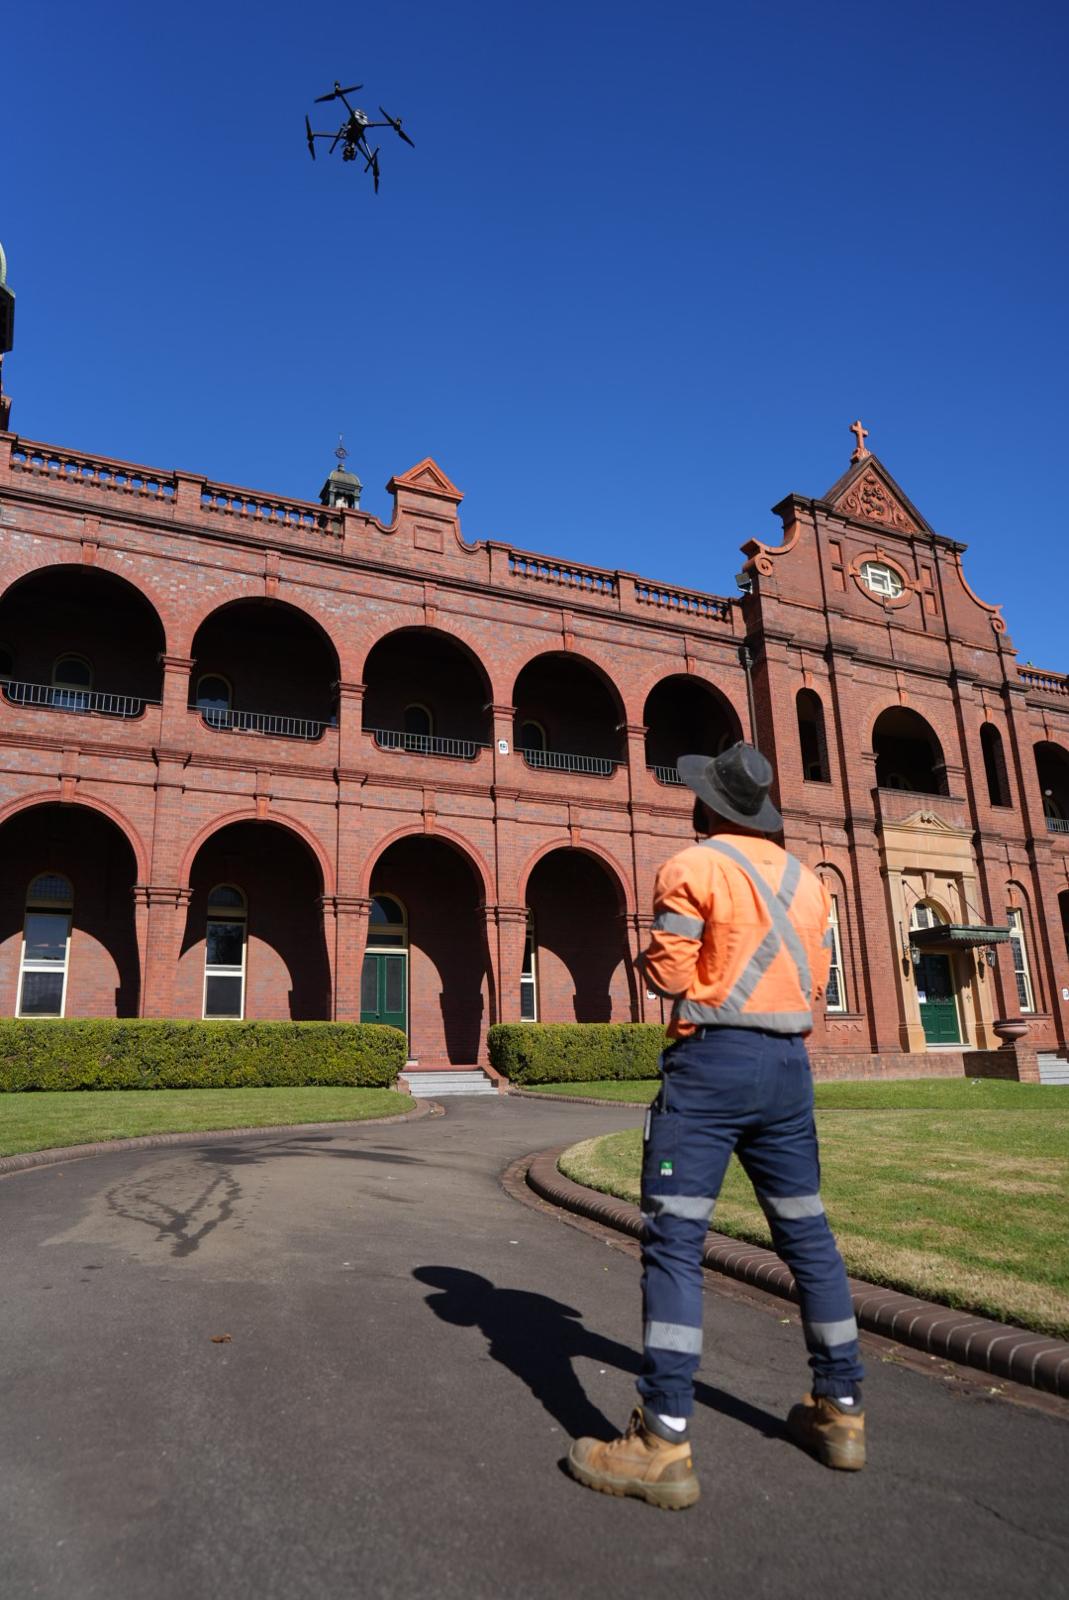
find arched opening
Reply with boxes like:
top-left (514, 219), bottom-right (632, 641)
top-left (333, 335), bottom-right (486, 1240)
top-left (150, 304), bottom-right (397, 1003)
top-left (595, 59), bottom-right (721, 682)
top-left (366, 836), bottom-right (491, 1062)
top-left (909, 900), bottom-right (962, 1045)
top-left (1035, 742), bottom-right (1069, 834)
top-left (643, 676), bottom-right (742, 787)
top-left (796, 689), bottom-right (831, 784)
top-left (1006, 889), bottom-right (1038, 1015)
top-left (178, 822), bottom-right (330, 1019)
top-left (513, 654), bottom-right (625, 776)
top-left (980, 723), bottom-right (1011, 808)
top-left (190, 600), bottom-right (339, 742)
top-left (0, 803), bottom-right (141, 1016)
top-left (873, 707), bottom-right (948, 795)
top-left (525, 849), bottom-right (633, 1021)
top-left (818, 869), bottom-right (850, 1013)
top-left (0, 566), bottom-right (165, 719)
top-left (363, 629), bottom-right (491, 761)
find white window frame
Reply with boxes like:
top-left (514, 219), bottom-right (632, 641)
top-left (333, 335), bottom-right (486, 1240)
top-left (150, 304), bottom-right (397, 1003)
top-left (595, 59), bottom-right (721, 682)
top-left (860, 561), bottom-right (905, 599)
top-left (1007, 907), bottom-right (1036, 1014)
top-left (825, 896), bottom-right (846, 1013)
top-left (203, 885), bottom-right (247, 1020)
top-left (520, 910), bottom-right (539, 1021)
top-left (17, 873), bottom-right (74, 1018)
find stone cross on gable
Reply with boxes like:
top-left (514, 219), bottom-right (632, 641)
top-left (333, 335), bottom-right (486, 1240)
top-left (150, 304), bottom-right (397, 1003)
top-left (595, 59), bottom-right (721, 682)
top-left (849, 419), bottom-right (870, 461)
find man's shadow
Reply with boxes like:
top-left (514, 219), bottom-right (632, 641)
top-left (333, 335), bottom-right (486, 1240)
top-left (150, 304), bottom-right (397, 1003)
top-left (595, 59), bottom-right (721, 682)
top-left (413, 1266), bottom-right (784, 1443)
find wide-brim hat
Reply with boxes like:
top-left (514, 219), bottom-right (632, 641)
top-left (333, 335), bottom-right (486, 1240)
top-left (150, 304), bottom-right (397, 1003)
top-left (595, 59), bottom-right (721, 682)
top-left (677, 742), bottom-right (783, 834)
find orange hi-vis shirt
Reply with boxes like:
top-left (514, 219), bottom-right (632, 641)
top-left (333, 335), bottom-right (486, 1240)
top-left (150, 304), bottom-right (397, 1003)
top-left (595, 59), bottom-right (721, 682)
top-left (639, 834), bottom-right (833, 1039)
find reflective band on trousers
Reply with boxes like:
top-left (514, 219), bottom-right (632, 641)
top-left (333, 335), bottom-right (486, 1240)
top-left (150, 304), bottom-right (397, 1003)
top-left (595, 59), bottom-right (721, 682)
top-left (645, 1320), bottom-right (703, 1355)
top-left (653, 910), bottom-right (705, 941)
top-left (758, 1191), bottom-right (825, 1220)
top-left (700, 839), bottom-right (813, 1004)
top-left (644, 1193), bottom-right (717, 1222)
top-left (804, 1316), bottom-right (858, 1348)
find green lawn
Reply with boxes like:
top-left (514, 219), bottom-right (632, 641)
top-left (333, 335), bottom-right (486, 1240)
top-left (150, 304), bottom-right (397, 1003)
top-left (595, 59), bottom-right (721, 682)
top-left (527, 1077), bottom-right (1069, 1111)
top-left (559, 1083), bottom-right (1069, 1337)
top-left (0, 1087), bottom-right (412, 1157)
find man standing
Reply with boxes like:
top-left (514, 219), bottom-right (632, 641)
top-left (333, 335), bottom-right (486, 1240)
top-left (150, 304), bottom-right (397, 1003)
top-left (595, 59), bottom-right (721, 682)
top-left (567, 743), bottom-right (864, 1510)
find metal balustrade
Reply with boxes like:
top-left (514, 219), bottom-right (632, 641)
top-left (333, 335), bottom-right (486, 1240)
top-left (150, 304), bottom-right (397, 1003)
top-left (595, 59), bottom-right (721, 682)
top-left (1, 679), bottom-right (155, 719)
top-left (200, 706), bottom-right (327, 741)
top-left (521, 747), bottom-right (617, 776)
top-left (650, 763), bottom-right (685, 786)
top-left (1046, 816), bottom-right (1069, 834)
top-left (369, 727), bottom-right (486, 761)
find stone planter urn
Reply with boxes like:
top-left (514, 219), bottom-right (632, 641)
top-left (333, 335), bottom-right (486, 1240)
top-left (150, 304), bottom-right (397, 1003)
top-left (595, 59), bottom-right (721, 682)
top-left (992, 1017), bottom-right (1030, 1049)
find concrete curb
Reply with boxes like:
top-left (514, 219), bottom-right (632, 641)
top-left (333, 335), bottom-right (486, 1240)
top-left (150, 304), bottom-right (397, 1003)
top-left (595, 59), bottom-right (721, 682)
top-left (525, 1144), bottom-right (1069, 1400)
top-left (0, 1099), bottom-right (433, 1179)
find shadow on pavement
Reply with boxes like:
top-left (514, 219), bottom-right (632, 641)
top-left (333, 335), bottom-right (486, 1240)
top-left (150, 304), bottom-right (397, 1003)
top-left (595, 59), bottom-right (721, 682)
top-left (196, 1137), bottom-right (427, 1169)
top-left (414, 1266), bottom-right (784, 1443)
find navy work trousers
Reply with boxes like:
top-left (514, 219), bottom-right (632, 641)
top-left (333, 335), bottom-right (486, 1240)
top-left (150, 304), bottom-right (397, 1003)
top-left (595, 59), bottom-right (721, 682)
top-left (638, 1027), bottom-right (864, 1417)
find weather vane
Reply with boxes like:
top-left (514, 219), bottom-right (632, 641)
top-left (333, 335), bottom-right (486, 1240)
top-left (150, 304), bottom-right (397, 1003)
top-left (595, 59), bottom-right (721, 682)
top-left (304, 79), bottom-right (414, 193)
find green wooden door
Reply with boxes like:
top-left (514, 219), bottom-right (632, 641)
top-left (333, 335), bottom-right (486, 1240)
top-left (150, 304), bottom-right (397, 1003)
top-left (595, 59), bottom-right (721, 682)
top-left (360, 951), bottom-right (408, 1036)
top-left (917, 952), bottom-right (961, 1045)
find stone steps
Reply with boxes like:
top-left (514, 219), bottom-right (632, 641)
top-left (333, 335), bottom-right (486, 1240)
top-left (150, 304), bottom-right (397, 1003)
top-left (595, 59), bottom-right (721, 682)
top-left (401, 1068), bottom-right (498, 1097)
top-left (1037, 1053), bottom-right (1069, 1085)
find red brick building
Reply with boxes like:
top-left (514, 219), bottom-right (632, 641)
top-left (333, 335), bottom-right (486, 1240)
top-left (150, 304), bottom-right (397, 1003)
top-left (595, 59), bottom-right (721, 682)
top-left (1, 400), bottom-right (1067, 1077)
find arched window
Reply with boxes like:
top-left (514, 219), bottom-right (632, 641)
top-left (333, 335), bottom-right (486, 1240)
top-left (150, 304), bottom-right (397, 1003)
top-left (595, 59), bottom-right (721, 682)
top-left (366, 894), bottom-right (407, 949)
top-left (1007, 904), bottom-right (1036, 1014)
top-left (195, 674), bottom-right (233, 731)
top-left (51, 654), bottom-right (93, 711)
top-left (825, 896), bottom-right (847, 1012)
top-left (403, 704), bottom-right (433, 737)
top-left (203, 884), bottom-right (246, 1019)
top-left (980, 724), bottom-right (1011, 808)
top-left (521, 910), bottom-right (539, 1021)
top-left (518, 719), bottom-right (547, 754)
top-left (1035, 743), bottom-right (1069, 832)
top-left (18, 873), bottom-right (73, 1017)
top-left (796, 690), bottom-right (830, 783)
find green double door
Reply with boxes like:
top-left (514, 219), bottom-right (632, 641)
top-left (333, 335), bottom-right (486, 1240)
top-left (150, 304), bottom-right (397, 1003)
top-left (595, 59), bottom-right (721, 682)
top-left (916, 952), bottom-right (961, 1045)
top-left (360, 951), bottom-right (408, 1035)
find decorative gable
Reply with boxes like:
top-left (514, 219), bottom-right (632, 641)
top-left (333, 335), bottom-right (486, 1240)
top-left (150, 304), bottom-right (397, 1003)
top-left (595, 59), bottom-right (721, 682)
top-left (386, 458), bottom-right (463, 505)
top-left (823, 456), bottom-right (930, 536)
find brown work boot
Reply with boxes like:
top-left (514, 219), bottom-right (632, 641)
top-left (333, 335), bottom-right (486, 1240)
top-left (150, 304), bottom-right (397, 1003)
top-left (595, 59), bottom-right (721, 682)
top-left (567, 1408), bottom-right (700, 1510)
top-left (787, 1394), bottom-right (866, 1470)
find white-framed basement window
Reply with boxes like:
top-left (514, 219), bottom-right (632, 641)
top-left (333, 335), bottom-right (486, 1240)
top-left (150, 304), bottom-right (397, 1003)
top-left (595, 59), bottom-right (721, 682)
top-left (1007, 907), bottom-right (1036, 1014)
top-left (18, 873), bottom-right (73, 1017)
top-left (825, 895), bottom-right (846, 1013)
top-left (203, 884), bottom-right (247, 1019)
top-left (520, 910), bottom-right (538, 1021)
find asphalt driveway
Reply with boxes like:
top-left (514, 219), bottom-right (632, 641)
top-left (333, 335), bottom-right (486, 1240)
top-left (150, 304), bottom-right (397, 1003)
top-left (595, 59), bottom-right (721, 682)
top-left (1, 1097), bottom-right (1066, 1600)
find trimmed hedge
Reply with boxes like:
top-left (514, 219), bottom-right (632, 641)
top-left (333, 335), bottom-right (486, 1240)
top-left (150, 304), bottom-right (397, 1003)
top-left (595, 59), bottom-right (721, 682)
top-left (0, 1020), bottom-right (407, 1092)
top-left (488, 1023), bottom-right (666, 1085)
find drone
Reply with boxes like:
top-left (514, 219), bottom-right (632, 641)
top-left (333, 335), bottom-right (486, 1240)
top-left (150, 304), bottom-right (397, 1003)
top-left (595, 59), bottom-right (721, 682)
top-left (304, 80), bottom-right (414, 192)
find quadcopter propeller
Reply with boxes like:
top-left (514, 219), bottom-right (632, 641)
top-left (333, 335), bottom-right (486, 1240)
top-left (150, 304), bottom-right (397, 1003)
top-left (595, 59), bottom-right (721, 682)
top-left (305, 115), bottom-right (316, 160)
top-left (315, 81), bottom-right (363, 103)
top-left (379, 106), bottom-right (415, 147)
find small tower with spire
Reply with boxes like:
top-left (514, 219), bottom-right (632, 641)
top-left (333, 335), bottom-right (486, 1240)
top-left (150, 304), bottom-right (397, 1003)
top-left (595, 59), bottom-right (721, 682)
top-left (0, 241), bottom-right (15, 432)
top-left (319, 435), bottom-right (362, 510)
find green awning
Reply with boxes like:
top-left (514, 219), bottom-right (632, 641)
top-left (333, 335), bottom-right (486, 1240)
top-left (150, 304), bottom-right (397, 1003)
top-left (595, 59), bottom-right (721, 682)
top-left (909, 924), bottom-right (1011, 950)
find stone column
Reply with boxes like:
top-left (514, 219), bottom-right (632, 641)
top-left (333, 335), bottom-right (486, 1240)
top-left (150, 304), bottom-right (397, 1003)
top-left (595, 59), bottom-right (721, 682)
top-left (335, 681), bottom-right (367, 771)
top-left (621, 722), bottom-right (650, 806)
top-left (488, 704), bottom-right (516, 786)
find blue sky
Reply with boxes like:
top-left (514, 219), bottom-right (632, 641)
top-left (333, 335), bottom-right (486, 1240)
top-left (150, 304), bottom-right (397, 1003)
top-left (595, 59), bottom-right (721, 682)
top-left (4, 0), bottom-right (1067, 664)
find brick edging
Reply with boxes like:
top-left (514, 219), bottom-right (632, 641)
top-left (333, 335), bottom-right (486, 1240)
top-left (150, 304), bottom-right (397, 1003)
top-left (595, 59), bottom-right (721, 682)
top-left (0, 1100), bottom-right (433, 1179)
top-left (524, 1144), bottom-right (1069, 1399)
